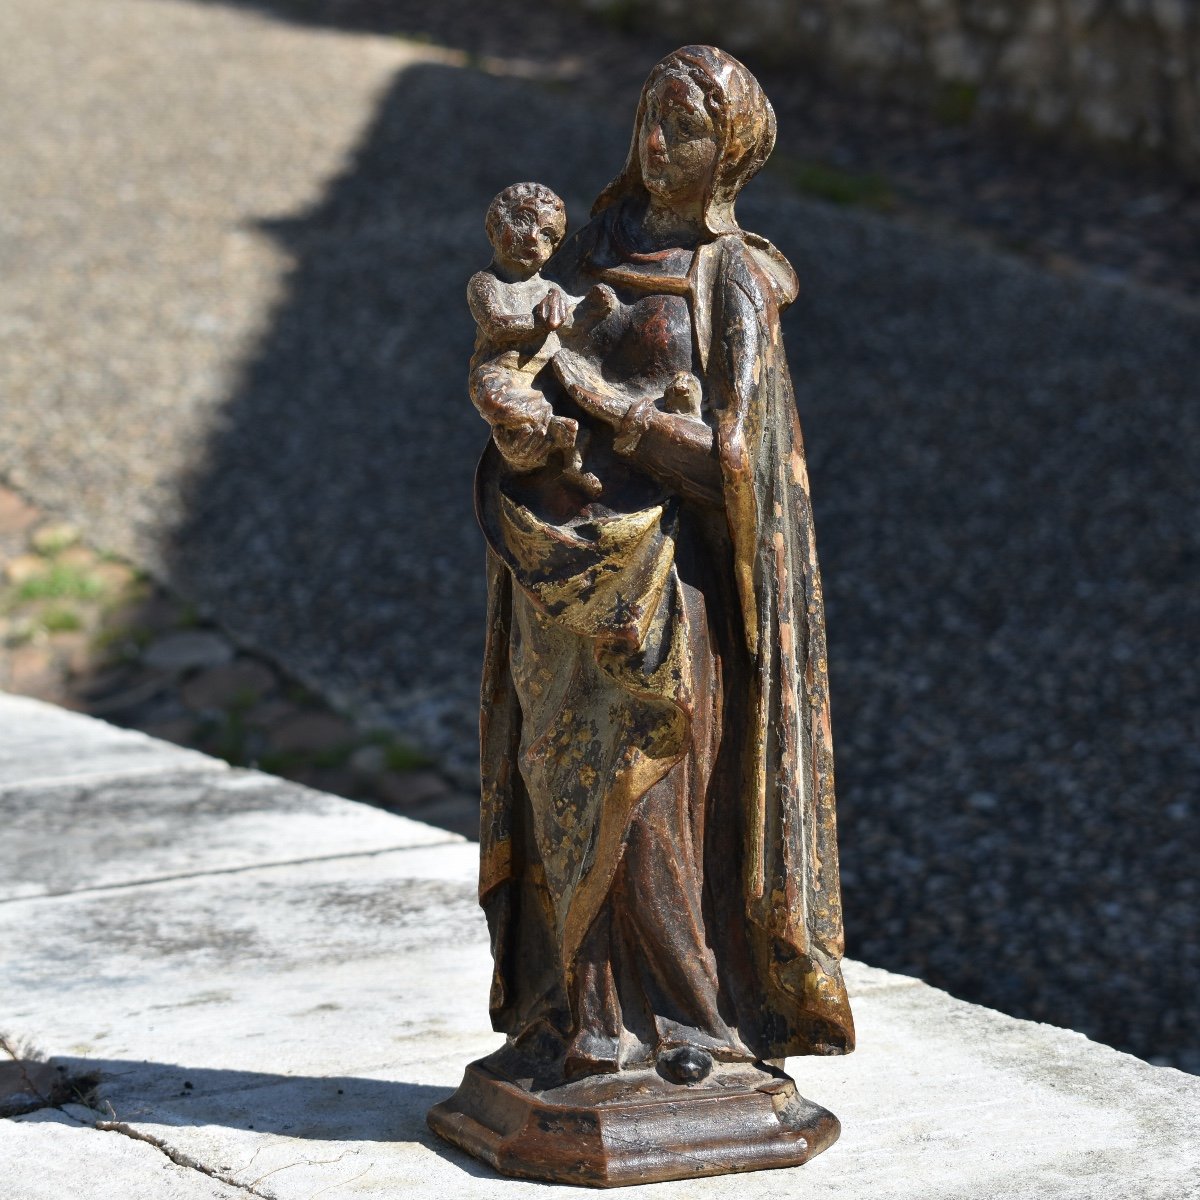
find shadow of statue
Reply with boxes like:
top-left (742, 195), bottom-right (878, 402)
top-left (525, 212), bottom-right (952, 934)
top-left (6, 1054), bottom-right (497, 1176)
top-left (163, 61), bottom-right (629, 777)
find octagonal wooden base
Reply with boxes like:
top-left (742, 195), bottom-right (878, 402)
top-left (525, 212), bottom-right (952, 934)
top-left (427, 1057), bottom-right (840, 1187)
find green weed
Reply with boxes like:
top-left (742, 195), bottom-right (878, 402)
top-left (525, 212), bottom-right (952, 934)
top-left (174, 602), bottom-right (201, 629)
top-left (385, 741), bottom-right (432, 772)
top-left (775, 157), bottom-right (895, 209)
top-left (14, 564), bottom-right (104, 603)
top-left (312, 743), bottom-right (354, 769)
top-left (935, 81), bottom-right (979, 126)
top-left (40, 607), bottom-right (83, 633)
top-left (89, 623), bottom-right (151, 659)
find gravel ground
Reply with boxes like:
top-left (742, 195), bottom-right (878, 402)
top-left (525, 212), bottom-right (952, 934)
top-left (1, 0), bottom-right (1196, 1072)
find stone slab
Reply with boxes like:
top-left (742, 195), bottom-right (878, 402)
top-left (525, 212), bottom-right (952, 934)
top-left (2, 842), bottom-right (1196, 1199)
top-left (0, 767), bottom-right (462, 901)
top-left (0, 693), bottom-right (218, 791)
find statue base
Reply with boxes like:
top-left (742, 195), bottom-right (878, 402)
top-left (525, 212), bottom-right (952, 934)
top-left (426, 1057), bottom-right (840, 1187)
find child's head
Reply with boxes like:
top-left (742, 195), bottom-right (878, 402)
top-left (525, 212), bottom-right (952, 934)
top-left (485, 182), bottom-right (567, 277)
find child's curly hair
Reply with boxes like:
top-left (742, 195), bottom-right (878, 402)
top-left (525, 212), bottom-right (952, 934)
top-left (485, 182), bottom-right (567, 248)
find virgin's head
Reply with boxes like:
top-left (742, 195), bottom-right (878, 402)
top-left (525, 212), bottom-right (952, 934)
top-left (594, 45), bottom-right (776, 236)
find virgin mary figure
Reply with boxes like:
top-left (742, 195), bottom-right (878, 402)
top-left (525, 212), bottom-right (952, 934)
top-left (434, 44), bottom-right (854, 1182)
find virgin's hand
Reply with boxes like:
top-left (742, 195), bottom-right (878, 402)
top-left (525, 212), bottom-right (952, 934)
top-left (563, 284), bottom-right (619, 338)
top-left (585, 283), bottom-right (619, 317)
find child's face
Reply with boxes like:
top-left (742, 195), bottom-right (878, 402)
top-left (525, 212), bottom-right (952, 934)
top-left (494, 201), bottom-right (563, 275)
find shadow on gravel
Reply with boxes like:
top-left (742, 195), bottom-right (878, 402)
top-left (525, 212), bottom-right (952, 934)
top-left (157, 46), bottom-right (1198, 1073)
top-left (162, 60), bottom-right (627, 782)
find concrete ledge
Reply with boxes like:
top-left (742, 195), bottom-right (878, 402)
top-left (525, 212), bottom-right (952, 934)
top-left (1, 692), bottom-right (1196, 1198)
top-left (0, 694), bottom-right (220, 791)
top-left (0, 716), bottom-right (461, 901)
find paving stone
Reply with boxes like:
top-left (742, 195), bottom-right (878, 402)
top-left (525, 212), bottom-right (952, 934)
top-left (139, 717), bottom-right (202, 747)
top-left (180, 659), bottom-right (277, 712)
top-left (54, 544), bottom-right (97, 571)
top-left (108, 595), bottom-right (189, 635)
top-left (29, 522), bottom-right (80, 555)
top-left (348, 743), bottom-right (388, 778)
top-left (266, 711), bottom-right (356, 755)
top-left (407, 792), bottom-right (480, 840)
top-left (84, 668), bottom-right (173, 716)
top-left (70, 664), bottom-right (136, 699)
top-left (0, 487), bottom-right (39, 537)
top-left (4, 553), bottom-right (47, 585)
top-left (374, 769), bottom-right (451, 810)
top-left (143, 630), bottom-right (235, 672)
top-left (46, 629), bottom-right (89, 666)
top-left (244, 698), bottom-right (297, 730)
top-left (5, 644), bottom-right (58, 698)
top-left (140, 696), bottom-right (198, 725)
top-left (62, 633), bottom-right (100, 677)
top-left (281, 765), bottom-right (360, 799)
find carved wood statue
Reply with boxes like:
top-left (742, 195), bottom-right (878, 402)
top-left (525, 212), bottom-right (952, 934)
top-left (428, 45), bottom-right (854, 1186)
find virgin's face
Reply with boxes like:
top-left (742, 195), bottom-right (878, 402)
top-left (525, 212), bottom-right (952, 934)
top-left (637, 74), bottom-right (718, 211)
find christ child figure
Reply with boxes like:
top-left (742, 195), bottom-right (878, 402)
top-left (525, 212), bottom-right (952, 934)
top-left (468, 182), bottom-right (600, 495)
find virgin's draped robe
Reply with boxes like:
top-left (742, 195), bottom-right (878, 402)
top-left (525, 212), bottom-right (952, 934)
top-left (475, 202), bottom-right (854, 1074)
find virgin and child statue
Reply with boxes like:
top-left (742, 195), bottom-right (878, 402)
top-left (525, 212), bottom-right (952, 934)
top-left (429, 45), bottom-right (855, 1186)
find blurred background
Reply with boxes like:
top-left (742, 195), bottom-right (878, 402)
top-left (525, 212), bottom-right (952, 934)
top-left (1, 0), bottom-right (1196, 1073)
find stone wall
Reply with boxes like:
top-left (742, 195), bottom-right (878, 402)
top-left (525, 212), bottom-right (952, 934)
top-left (571, 0), bottom-right (1200, 171)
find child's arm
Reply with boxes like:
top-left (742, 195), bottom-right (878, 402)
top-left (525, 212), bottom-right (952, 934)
top-left (468, 271), bottom-right (541, 348)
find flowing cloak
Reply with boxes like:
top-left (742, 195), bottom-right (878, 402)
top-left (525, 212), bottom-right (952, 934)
top-left (474, 219), bottom-right (855, 1060)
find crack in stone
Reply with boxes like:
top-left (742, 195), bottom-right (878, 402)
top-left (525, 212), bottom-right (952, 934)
top-left (2, 1040), bottom-right (269, 1198)
top-left (94, 1119), bottom-right (273, 1198)
top-left (0, 836), bottom-right (465, 907)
